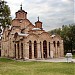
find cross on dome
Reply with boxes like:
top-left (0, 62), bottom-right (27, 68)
top-left (20, 3), bottom-right (22, 10)
top-left (38, 16), bottom-right (39, 21)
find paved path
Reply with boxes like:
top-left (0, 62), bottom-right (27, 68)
top-left (22, 58), bottom-right (75, 63)
top-left (35, 58), bottom-right (75, 62)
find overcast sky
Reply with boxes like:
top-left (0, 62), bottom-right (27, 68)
top-left (5, 0), bottom-right (74, 31)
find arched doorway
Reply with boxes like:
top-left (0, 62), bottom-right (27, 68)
top-left (34, 41), bottom-right (37, 58)
top-left (43, 40), bottom-right (47, 58)
top-left (29, 41), bottom-right (32, 59)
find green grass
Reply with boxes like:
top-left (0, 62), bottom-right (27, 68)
top-left (0, 58), bottom-right (75, 75)
top-left (73, 54), bottom-right (75, 58)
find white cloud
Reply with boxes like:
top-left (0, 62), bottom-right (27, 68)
top-left (5, 0), bottom-right (74, 31)
top-left (62, 0), bottom-right (74, 3)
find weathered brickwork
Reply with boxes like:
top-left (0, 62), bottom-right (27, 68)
top-left (1, 6), bottom-right (64, 59)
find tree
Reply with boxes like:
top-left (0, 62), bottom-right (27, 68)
top-left (48, 24), bottom-right (75, 54)
top-left (48, 28), bottom-right (61, 37)
top-left (0, 0), bottom-right (11, 34)
top-left (68, 25), bottom-right (75, 54)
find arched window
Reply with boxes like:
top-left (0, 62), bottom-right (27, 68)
top-left (49, 42), bottom-right (50, 56)
top-left (53, 41), bottom-right (55, 47)
top-left (17, 43), bottom-right (20, 59)
top-left (14, 44), bottom-right (16, 58)
top-left (21, 43), bottom-right (23, 59)
top-left (34, 41), bottom-right (37, 58)
top-left (57, 41), bottom-right (60, 47)
top-left (43, 40), bottom-right (47, 58)
top-left (14, 32), bottom-right (18, 38)
top-left (29, 40), bottom-right (32, 59)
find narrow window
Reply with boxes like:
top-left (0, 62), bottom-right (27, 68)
top-left (14, 44), bottom-right (16, 58)
top-left (57, 41), bottom-right (60, 47)
top-left (21, 43), bottom-right (23, 59)
top-left (53, 41), bottom-right (55, 47)
top-left (49, 42), bottom-right (50, 56)
top-left (34, 41), bottom-right (37, 58)
top-left (17, 43), bottom-right (19, 58)
top-left (29, 40), bottom-right (32, 59)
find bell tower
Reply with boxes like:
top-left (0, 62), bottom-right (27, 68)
top-left (15, 4), bottom-right (27, 19)
top-left (35, 17), bottom-right (42, 29)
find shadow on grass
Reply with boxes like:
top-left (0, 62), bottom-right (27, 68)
top-left (0, 57), bottom-right (14, 62)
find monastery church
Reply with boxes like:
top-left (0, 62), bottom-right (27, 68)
top-left (1, 5), bottom-right (64, 59)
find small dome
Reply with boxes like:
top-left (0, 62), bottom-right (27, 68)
top-left (18, 33), bottom-right (29, 36)
top-left (32, 28), bottom-right (41, 30)
top-left (51, 35), bottom-right (56, 37)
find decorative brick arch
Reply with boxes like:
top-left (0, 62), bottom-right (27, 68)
top-left (27, 33), bottom-right (39, 41)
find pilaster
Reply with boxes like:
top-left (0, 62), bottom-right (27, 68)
top-left (32, 43), bottom-right (34, 59)
top-left (37, 43), bottom-right (41, 59)
top-left (47, 42), bottom-right (49, 58)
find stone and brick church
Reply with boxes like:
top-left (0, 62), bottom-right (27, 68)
top-left (1, 5), bottom-right (64, 59)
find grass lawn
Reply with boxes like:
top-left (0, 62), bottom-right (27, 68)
top-left (73, 54), bottom-right (75, 58)
top-left (0, 58), bottom-right (75, 75)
